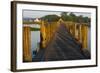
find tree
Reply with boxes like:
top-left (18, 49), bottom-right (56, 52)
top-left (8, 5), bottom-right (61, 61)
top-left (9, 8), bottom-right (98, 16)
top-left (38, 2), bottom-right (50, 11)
top-left (69, 12), bottom-right (77, 22)
top-left (83, 17), bottom-right (90, 23)
top-left (60, 12), bottom-right (68, 21)
top-left (60, 12), bottom-right (77, 22)
top-left (61, 12), bottom-right (68, 17)
top-left (41, 14), bottom-right (60, 22)
top-left (77, 15), bottom-right (84, 23)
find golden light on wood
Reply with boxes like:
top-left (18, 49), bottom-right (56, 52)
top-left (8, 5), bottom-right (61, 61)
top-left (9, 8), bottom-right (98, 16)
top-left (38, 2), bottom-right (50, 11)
top-left (23, 27), bottom-right (32, 62)
top-left (23, 20), bottom-right (89, 62)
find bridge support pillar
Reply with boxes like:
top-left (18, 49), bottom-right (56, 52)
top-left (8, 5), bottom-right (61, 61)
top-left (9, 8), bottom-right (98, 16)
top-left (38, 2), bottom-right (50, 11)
top-left (81, 25), bottom-right (88, 49)
top-left (75, 24), bottom-right (79, 40)
top-left (79, 25), bottom-right (82, 43)
top-left (41, 21), bottom-right (46, 48)
top-left (23, 26), bottom-right (32, 62)
top-left (74, 23), bottom-right (77, 38)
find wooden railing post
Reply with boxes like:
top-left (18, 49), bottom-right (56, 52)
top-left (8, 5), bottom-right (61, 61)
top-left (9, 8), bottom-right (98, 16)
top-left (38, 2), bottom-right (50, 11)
top-left (81, 24), bottom-right (88, 49)
top-left (41, 20), bottom-right (89, 50)
top-left (74, 23), bottom-right (77, 39)
top-left (79, 25), bottom-right (82, 43)
top-left (23, 26), bottom-right (32, 62)
top-left (41, 21), bottom-right (46, 48)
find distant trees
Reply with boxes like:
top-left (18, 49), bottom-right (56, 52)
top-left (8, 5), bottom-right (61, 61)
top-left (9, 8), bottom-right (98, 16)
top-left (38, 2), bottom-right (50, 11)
top-left (83, 17), bottom-right (91, 23)
top-left (61, 12), bottom-right (76, 21)
top-left (41, 12), bottom-right (90, 23)
top-left (41, 14), bottom-right (60, 22)
top-left (77, 15), bottom-right (84, 23)
top-left (60, 12), bottom-right (90, 23)
top-left (61, 12), bottom-right (68, 21)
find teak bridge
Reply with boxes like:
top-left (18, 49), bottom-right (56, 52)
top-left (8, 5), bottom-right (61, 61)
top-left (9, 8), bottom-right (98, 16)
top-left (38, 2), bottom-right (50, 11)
top-left (23, 19), bottom-right (90, 62)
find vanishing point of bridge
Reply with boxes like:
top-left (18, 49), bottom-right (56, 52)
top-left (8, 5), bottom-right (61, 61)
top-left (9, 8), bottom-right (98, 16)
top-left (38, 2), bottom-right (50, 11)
top-left (23, 19), bottom-right (90, 62)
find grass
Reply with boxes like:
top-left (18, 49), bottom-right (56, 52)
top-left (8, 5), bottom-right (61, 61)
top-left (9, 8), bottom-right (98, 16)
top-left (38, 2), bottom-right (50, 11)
top-left (30, 27), bottom-right (40, 31)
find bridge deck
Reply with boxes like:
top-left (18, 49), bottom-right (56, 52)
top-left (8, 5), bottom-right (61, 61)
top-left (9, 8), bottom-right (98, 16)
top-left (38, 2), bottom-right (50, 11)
top-left (32, 24), bottom-right (90, 62)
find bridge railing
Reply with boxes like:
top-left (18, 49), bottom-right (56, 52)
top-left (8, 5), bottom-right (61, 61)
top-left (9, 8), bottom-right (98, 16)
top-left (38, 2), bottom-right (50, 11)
top-left (22, 20), bottom-right (90, 62)
top-left (41, 20), bottom-right (89, 50)
top-left (64, 21), bottom-right (89, 49)
top-left (41, 21), bottom-right (60, 48)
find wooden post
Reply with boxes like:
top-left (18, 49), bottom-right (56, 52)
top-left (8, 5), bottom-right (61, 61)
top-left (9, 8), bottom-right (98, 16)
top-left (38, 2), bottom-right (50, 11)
top-left (75, 24), bottom-right (79, 40)
top-left (72, 23), bottom-right (75, 36)
top-left (48, 24), bottom-right (50, 43)
top-left (74, 23), bottom-right (77, 38)
top-left (81, 25), bottom-right (88, 49)
top-left (78, 25), bottom-right (82, 43)
top-left (23, 26), bottom-right (32, 62)
top-left (41, 21), bottom-right (46, 48)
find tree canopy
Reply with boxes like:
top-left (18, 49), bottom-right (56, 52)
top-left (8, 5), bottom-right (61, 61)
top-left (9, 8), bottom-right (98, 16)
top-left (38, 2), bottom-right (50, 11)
top-left (60, 12), bottom-right (90, 23)
top-left (41, 14), bottom-right (60, 22)
top-left (41, 12), bottom-right (90, 23)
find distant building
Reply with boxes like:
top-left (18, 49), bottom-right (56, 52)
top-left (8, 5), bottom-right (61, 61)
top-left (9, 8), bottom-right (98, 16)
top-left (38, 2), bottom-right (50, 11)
top-left (34, 18), bottom-right (41, 22)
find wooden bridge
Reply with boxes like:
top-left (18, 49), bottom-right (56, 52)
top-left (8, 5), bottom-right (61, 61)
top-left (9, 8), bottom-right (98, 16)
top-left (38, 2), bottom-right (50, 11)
top-left (23, 19), bottom-right (90, 62)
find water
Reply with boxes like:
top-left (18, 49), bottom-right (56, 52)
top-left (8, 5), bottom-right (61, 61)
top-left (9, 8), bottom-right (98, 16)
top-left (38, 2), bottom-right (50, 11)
top-left (23, 24), bottom-right (40, 28)
top-left (31, 31), bottom-right (40, 50)
top-left (30, 24), bottom-right (40, 28)
top-left (30, 24), bottom-right (40, 58)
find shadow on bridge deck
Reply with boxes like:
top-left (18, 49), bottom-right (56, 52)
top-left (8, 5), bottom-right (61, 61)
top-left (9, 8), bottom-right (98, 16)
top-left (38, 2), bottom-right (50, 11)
top-left (32, 24), bottom-right (90, 62)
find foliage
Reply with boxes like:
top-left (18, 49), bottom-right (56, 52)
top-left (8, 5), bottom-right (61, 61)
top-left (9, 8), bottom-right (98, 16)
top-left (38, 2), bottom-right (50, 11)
top-left (61, 12), bottom-right (68, 21)
top-left (30, 27), bottom-right (40, 31)
top-left (41, 14), bottom-right (60, 22)
top-left (60, 12), bottom-right (90, 23)
top-left (23, 12), bottom-right (90, 24)
top-left (83, 17), bottom-right (91, 23)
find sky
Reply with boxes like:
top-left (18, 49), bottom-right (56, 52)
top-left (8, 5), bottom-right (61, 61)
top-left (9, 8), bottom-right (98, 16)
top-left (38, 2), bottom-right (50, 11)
top-left (23, 10), bottom-right (91, 18)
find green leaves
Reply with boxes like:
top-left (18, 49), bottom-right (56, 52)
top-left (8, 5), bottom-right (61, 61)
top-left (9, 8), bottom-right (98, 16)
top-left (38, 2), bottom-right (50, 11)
top-left (41, 14), bottom-right (60, 22)
top-left (30, 28), bottom-right (40, 31)
top-left (60, 12), bottom-right (90, 23)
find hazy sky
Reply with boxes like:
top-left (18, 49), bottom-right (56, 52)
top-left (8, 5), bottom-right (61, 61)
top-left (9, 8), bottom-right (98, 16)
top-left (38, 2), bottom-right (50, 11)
top-left (23, 10), bottom-right (91, 18)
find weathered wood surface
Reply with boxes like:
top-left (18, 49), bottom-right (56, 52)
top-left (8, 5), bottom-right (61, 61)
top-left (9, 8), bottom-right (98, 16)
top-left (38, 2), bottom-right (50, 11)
top-left (33, 24), bottom-right (90, 61)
